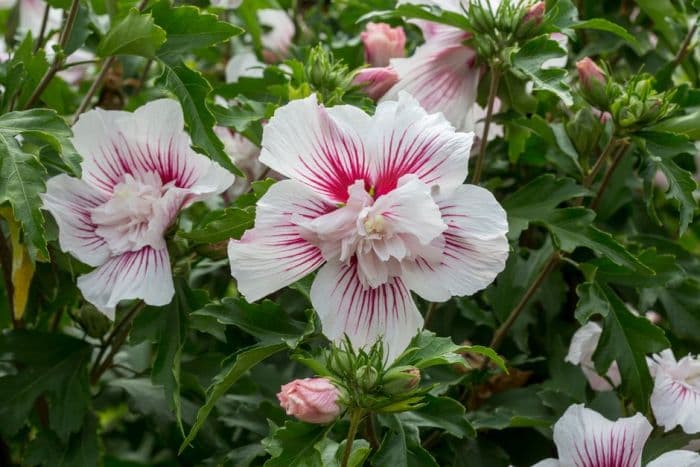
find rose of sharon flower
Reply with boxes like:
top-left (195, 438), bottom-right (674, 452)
top-left (228, 93), bottom-right (509, 362)
top-left (353, 67), bottom-right (400, 101)
top-left (361, 22), bottom-right (406, 67)
top-left (649, 349), bottom-right (700, 434)
top-left (565, 321), bottom-right (621, 392)
top-left (42, 100), bottom-right (234, 317)
top-left (277, 378), bottom-right (342, 424)
top-left (532, 404), bottom-right (700, 467)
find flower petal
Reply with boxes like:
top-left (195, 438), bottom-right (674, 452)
top-left (553, 404), bottom-right (651, 467)
top-left (73, 99), bottom-right (233, 197)
top-left (260, 94), bottom-right (372, 203)
top-left (531, 461), bottom-right (561, 467)
top-left (228, 180), bottom-right (331, 302)
top-left (310, 260), bottom-right (422, 363)
top-left (383, 37), bottom-right (479, 131)
top-left (565, 321), bottom-right (621, 392)
top-left (41, 174), bottom-right (110, 267)
top-left (77, 247), bottom-right (174, 319)
top-left (370, 92), bottom-right (474, 197)
top-left (402, 184), bottom-right (507, 301)
top-left (647, 450), bottom-right (700, 467)
top-left (650, 350), bottom-right (700, 434)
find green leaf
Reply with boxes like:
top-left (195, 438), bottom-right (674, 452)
top-left (0, 331), bottom-right (91, 438)
top-left (97, 9), bottom-right (166, 58)
top-left (262, 421), bottom-right (330, 467)
top-left (179, 343), bottom-right (288, 452)
top-left (592, 285), bottom-right (670, 410)
top-left (511, 35), bottom-right (572, 105)
top-left (656, 279), bottom-right (700, 341)
top-left (539, 208), bottom-right (652, 275)
top-left (635, 0), bottom-right (681, 45)
top-left (399, 396), bottom-right (475, 439)
top-left (157, 60), bottom-right (241, 176)
top-left (373, 415), bottom-right (438, 467)
top-left (25, 414), bottom-right (99, 467)
top-left (0, 133), bottom-right (48, 261)
top-left (502, 174), bottom-right (590, 239)
top-left (587, 248), bottom-right (685, 288)
top-left (179, 206), bottom-right (255, 244)
top-left (0, 109), bottom-right (81, 175)
top-left (152, 0), bottom-right (243, 58)
top-left (318, 438), bottom-right (371, 467)
top-left (575, 281), bottom-right (610, 324)
top-left (649, 109), bottom-right (700, 139)
top-left (192, 297), bottom-right (311, 347)
top-left (357, 4), bottom-right (471, 32)
top-left (639, 131), bottom-right (697, 235)
top-left (570, 19), bottom-right (640, 50)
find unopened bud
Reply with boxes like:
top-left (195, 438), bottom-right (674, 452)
top-left (352, 67), bottom-right (398, 101)
top-left (277, 378), bottom-right (342, 424)
top-left (577, 58), bottom-right (609, 109)
top-left (523, 2), bottom-right (545, 26)
top-left (361, 22), bottom-right (406, 67)
top-left (382, 365), bottom-right (420, 394)
top-left (356, 365), bottom-right (379, 390)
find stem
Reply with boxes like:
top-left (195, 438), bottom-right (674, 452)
top-left (341, 409), bottom-right (364, 467)
top-left (423, 302), bottom-right (438, 329)
top-left (90, 301), bottom-right (144, 384)
top-left (23, 0), bottom-right (81, 109)
top-left (487, 252), bottom-right (560, 353)
top-left (671, 22), bottom-right (698, 68)
top-left (589, 141), bottom-right (629, 211)
top-left (0, 234), bottom-right (17, 328)
top-left (72, 56), bottom-right (115, 123)
top-left (583, 137), bottom-right (618, 188)
top-left (471, 67), bottom-right (501, 185)
top-left (363, 413), bottom-right (380, 450)
top-left (33, 3), bottom-right (51, 53)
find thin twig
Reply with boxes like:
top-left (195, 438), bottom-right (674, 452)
top-left (341, 410), bottom-right (364, 467)
top-left (33, 3), bottom-right (51, 53)
top-left (589, 141), bottom-right (629, 211)
top-left (363, 413), bottom-right (380, 450)
top-left (72, 56), bottom-right (115, 123)
top-left (423, 302), bottom-right (438, 329)
top-left (672, 22), bottom-right (698, 68)
top-left (23, 0), bottom-right (81, 109)
top-left (471, 67), bottom-right (501, 185)
top-left (583, 137), bottom-right (618, 188)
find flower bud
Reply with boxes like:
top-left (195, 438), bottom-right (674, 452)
top-left (523, 2), bottom-right (545, 26)
top-left (356, 365), bottom-right (379, 390)
top-left (277, 378), bottom-right (342, 424)
top-left (645, 311), bottom-right (663, 324)
top-left (577, 58), bottom-right (609, 109)
top-left (382, 366), bottom-right (421, 394)
top-left (361, 22), bottom-right (406, 67)
top-left (352, 67), bottom-right (399, 100)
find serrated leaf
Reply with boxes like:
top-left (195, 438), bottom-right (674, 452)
top-left (179, 206), bottom-right (254, 244)
top-left (97, 9), bottom-right (166, 58)
top-left (373, 415), bottom-right (438, 467)
top-left (575, 281), bottom-right (610, 324)
top-left (394, 331), bottom-right (505, 371)
top-left (570, 19), bottom-right (640, 50)
top-left (262, 421), bottom-right (330, 467)
top-left (0, 133), bottom-right (48, 261)
top-left (157, 60), bottom-right (241, 176)
top-left (592, 285), bottom-right (669, 410)
top-left (357, 4), bottom-right (471, 31)
top-left (152, 0), bottom-right (243, 57)
top-left (512, 35), bottom-right (572, 105)
top-left (539, 208), bottom-right (652, 274)
top-left (587, 248), bottom-right (685, 288)
top-left (502, 174), bottom-right (590, 238)
top-left (399, 396), bottom-right (475, 439)
top-left (179, 343), bottom-right (288, 452)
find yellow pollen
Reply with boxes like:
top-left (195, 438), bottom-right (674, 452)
top-left (364, 214), bottom-right (385, 234)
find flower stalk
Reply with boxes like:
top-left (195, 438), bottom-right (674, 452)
top-left (472, 66), bottom-right (501, 185)
top-left (341, 409), bottom-right (365, 467)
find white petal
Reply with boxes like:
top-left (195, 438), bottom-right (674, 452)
top-left (225, 51), bottom-right (265, 83)
top-left (565, 321), bottom-right (621, 391)
top-left (259, 9), bottom-right (295, 59)
top-left (41, 174), bottom-right (110, 267)
top-left (260, 94), bottom-right (372, 203)
top-left (650, 351), bottom-right (700, 434)
top-left (553, 404), bottom-right (651, 467)
top-left (383, 37), bottom-right (479, 130)
top-left (531, 460), bottom-right (561, 467)
top-left (370, 92), bottom-right (474, 197)
top-left (402, 184), bottom-right (508, 301)
top-left (228, 180), bottom-right (331, 302)
top-left (647, 450), bottom-right (700, 467)
top-left (72, 99), bottom-right (233, 198)
top-left (310, 260), bottom-right (423, 363)
top-left (77, 247), bottom-right (174, 319)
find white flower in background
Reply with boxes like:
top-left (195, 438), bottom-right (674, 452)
top-left (258, 9), bottom-right (295, 62)
top-left (211, 0), bottom-right (242, 8)
top-left (649, 349), bottom-right (700, 434)
top-left (42, 100), bottom-right (234, 317)
top-left (532, 404), bottom-right (700, 467)
top-left (214, 125), bottom-right (273, 197)
top-left (228, 93), bottom-right (509, 361)
top-left (565, 321), bottom-right (622, 392)
top-left (225, 51), bottom-right (265, 83)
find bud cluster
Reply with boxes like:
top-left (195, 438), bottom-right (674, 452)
top-left (576, 58), bottom-right (677, 130)
top-left (295, 45), bottom-right (356, 105)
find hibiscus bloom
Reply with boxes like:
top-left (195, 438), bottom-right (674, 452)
top-left (228, 93), bottom-right (509, 361)
top-left (42, 100), bottom-right (234, 317)
top-left (533, 404), bottom-right (700, 467)
top-left (565, 321), bottom-right (621, 392)
top-left (649, 349), bottom-right (700, 434)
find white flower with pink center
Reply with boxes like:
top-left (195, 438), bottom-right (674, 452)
top-left (649, 349), bottom-right (700, 435)
top-left (228, 93), bottom-right (509, 361)
top-left (533, 404), bottom-right (700, 467)
top-left (42, 100), bottom-right (234, 318)
top-left (565, 321), bottom-right (622, 392)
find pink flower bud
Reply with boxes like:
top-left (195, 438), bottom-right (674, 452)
top-left (361, 22), bottom-right (406, 67)
top-left (352, 67), bottom-right (399, 101)
top-left (576, 58), bottom-right (606, 88)
top-left (645, 311), bottom-right (662, 324)
top-left (523, 1), bottom-right (545, 25)
top-left (277, 378), bottom-right (342, 424)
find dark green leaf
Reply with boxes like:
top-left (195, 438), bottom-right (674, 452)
top-left (570, 19), bottom-right (640, 49)
top-left (399, 396), bottom-right (475, 439)
top-left (180, 206), bottom-right (255, 244)
top-left (262, 421), bottom-right (330, 467)
top-left (97, 9), bottom-right (166, 58)
top-left (575, 281), bottom-right (610, 324)
top-left (511, 35), bottom-right (572, 105)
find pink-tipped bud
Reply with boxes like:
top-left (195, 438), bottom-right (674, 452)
top-left (382, 366), bottom-right (421, 394)
top-left (353, 67), bottom-right (399, 101)
top-left (645, 311), bottom-right (663, 325)
top-left (361, 22), bottom-right (406, 67)
top-left (576, 58), bottom-right (609, 108)
top-left (523, 1), bottom-right (545, 25)
top-left (277, 378), bottom-right (342, 424)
